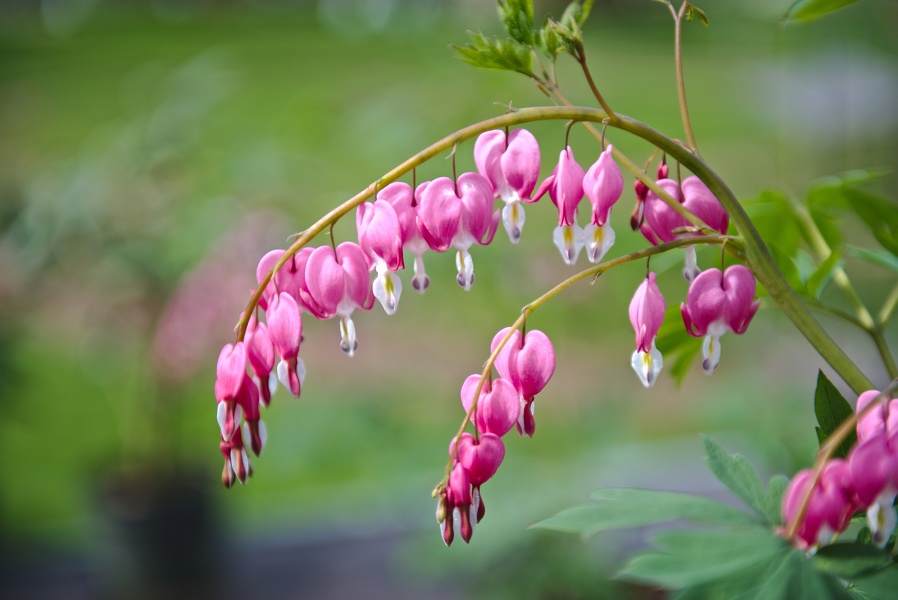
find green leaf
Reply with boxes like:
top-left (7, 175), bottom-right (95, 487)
top-left (619, 528), bottom-right (787, 589)
top-left (768, 474), bottom-right (790, 517)
top-left (498, 0), bottom-right (535, 46)
top-left (806, 251), bottom-right (841, 299)
top-left (848, 246), bottom-right (898, 274)
top-left (674, 548), bottom-right (851, 600)
top-left (849, 565), bottom-right (898, 599)
top-left (812, 543), bottom-right (894, 580)
top-left (684, 3), bottom-right (710, 26)
top-left (785, 0), bottom-right (864, 23)
top-left (813, 371), bottom-right (857, 459)
top-left (745, 190), bottom-right (803, 260)
top-left (703, 435), bottom-right (780, 525)
top-left (452, 32), bottom-right (533, 76)
top-left (531, 488), bottom-right (757, 535)
top-left (842, 187), bottom-right (898, 258)
top-left (769, 245), bottom-right (805, 295)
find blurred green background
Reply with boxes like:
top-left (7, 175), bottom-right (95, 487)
top-left (1, 0), bottom-right (896, 597)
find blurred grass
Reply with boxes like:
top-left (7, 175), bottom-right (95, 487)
top-left (0, 0), bottom-right (896, 593)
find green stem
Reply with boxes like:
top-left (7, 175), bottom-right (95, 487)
top-left (872, 329), bottom-right (898, 380)
top-left (442, 234), bottom-right (733, 483)
top-left (236, 106), bottom-right (872, 395)
top-left (674, 2), bottom-right (699, 153)
top-left (879, 280), bottom-right (898, 327)
top-left (789, 197), bottom-right (874, 329)
top-left (574, 42), bottom-right (615, 119)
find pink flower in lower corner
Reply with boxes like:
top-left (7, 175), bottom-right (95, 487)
top-left (582, 144), bottom-right (624, 264)
top-left (782, 460), bottom-right (858, 550)
top-left (680, 265), bottom-right (759, 374)
top-left (848, 430), bottom-right (898, 546)
top-left (628, 273), bottom-right (666, 388)
top-left (534, 146), bottom-right (586, 265)
top-left (474, 128), bottom-right (541, 244)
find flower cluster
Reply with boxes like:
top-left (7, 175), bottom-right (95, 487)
top-left (531, 144), bottom-right (625, 266)
top-left (782, 390), bottom-right (898, 550)
top-left (437, 327), bottom-right (556, 545)
top-left (627, 264), bottom-right (759, 387)
top-left (210, 124), bottom-right (754, 517)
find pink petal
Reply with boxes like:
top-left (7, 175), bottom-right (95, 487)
top-left (477, 378), bottom-right (520, 437)
top-left (502, 129), bottom-right (541, 200)
top-left (266, 292), bottom-right (302, 360)
top-left (473, 130), bottom-right (507, 198)
top-left (457, 432), bottom-right (505, 487)
top-left (629, 273), bottom-right (666, 353)
top-left (681, 268), bottom-right (726, 338)
top-left (418, 177), bottom-right (463, 252)
top-left (682, 176), bottom-right (728, 234)
top-left (512, 330), bottom-right (556, 399)
top-left (215, 342), bottom-right (247, 402)
top-left (722, 265), bottom-right (759, 334)
top-left (583, 144), bottom-right (624, 227)
top-left (305, 246), bottom-right (345, 318)
top-left (490, 327), bottom-right (522, 381)
top-left (356, 199), bottom-right (404, 271)
top-left (644, 178), bottom-right (687, 243)
top-left (456, 172), bottom-right (495, 247)
top-left (336, 242), bottom-right (373, 312)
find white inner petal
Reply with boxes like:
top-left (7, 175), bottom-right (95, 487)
top-left (553, 223), bottom-right (584, 265)
top-left (501, 200), bottom-right (525, 244)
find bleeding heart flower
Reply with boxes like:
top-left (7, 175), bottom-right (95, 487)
top-left (582, 144), bottom-right (624, 263)
top-left (382, 181), bottom-right (431, 294)
top-left (534, 146), bottom-right (586, 265)
top-left (629, 272), bottom-right (665, 388)
top-left (305, 242), bottom-right (374, 356)
top-left (460, 375), bottom-right (520, 437)
top-left (474, 128), bottom-right (541, 243)
top-left (418, 173), bottom-right (499, 290)
top-left (680, 265), bottom-right (759, 374)
top-left (266, 292), bottom-right (306, 397)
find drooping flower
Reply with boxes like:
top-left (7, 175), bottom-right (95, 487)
top-left (255, 247), bottom-right (315, 313)
top-left (628, 272), bottom-right (666, 387)
top-left (214, 342), bottom-right (248, 441)
top-left (220, 427), bottom-right (252, 488)
top-left (680, 265), bottom-right (760, 374)
top-left (460, 375), bottom-right (520, 437)
top-left (245, 317), bottom-right (276, 407)
top-left (266, 292), bottom-right (306, 396)
top-left (582, 144), bottom-right (624, 263)
top-left (856, 390), bottom-right (898, 443)
top-left (489, 327), bottom-right (556, 437)
top-left (474, 128), bottom-right (541, 243)
top-left (534, 146), bottom-right (586, 265)
top-left (849, 430), bottom-right (898, 546)
top-left (417, 173), bottom-right (499, 290)
top-left (456, 431), bottom-right (505, 525)
top-left (381, 181), bottom-right (431, 294)
top-left (304, 242), bottom-right (373, 356)
top-left (782, 460), bottom-right (858, 549)
top-left (356, 198), bottom-right (404, 315)
top-left (681, 176), bottom-right (728, 236)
